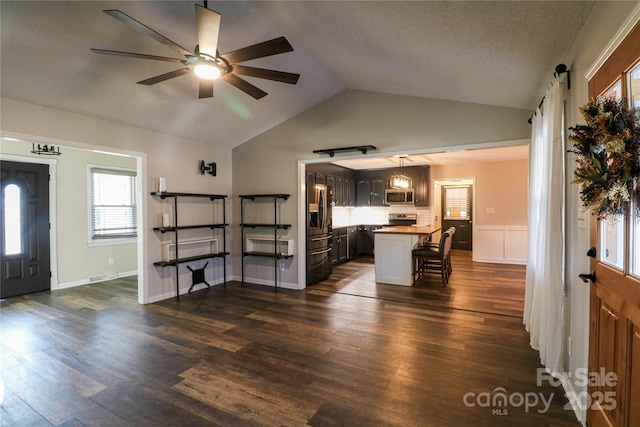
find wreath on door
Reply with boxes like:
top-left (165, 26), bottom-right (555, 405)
top-left (568, 97), bottom-right (640, 220)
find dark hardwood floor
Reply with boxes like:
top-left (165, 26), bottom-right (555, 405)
top-left (0, 251), bottom-right (579, 426)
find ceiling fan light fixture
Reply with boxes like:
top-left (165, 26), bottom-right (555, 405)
top-left (194, 62), bottom-right (221, 79)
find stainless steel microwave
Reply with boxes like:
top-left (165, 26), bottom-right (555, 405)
top-left (384, 188), bottom-right (414, 205)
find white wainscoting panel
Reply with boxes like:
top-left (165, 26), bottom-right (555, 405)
top-left (473, 225), bottom-right (527, 265)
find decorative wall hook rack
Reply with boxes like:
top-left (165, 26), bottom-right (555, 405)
top-left (313, 145), bottom-right (377, 157)
top-left (200, 160), bottom-right (216, 176)
top-left (31, 143), bottom-right (61, 156)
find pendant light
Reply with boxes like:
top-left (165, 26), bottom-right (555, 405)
top-left (390, 155), bottom-right (412, 189)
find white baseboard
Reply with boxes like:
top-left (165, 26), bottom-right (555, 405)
top-left (230, 275), bottom-right (301, 290)
top-left (56, 270), bottom-right (137, 290)
top-left (145, 276), bottom-right (227, 303)
top-left (559, 372), bottom-right (586, 426)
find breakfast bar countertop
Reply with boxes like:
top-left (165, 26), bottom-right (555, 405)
top-left (372, 225), bottom-right (439, 235)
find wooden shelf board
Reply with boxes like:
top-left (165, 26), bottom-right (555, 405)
top-left (239, 194), bottom-right (290, 200)
top-left (153, 223), bottom-right (228, 232)
top-left (240, 223), bottom-right (291, 229)
top-left (154, 252), bottom-right (230, 267)
top-left (151, 192), bottom-right (227, 200)
top-left (242, 251), bottom-right (294, 259)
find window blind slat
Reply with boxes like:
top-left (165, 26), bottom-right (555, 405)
top-left (443, 186), bottom-right (470, 220)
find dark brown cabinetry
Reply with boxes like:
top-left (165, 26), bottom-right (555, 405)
top-left (357, 225), bottom-right (385, 255)
top-left (356, 179), bottom-right (371, 207)
top-left (357, 225), bottom-right (374, 255)
top-left (344, 177), bottom-right (355, 206)
top-left (307, 165), bottom-right (356, 207)
top-left (347, 226), bottom-right (358, 258)
top-left (327, 175), bottom-right (336, 201)
top-left (308, 164), bottom-right (429, 207)
top-left (331, 227), bottom-right (348, 264)
top-left (406, 165), bottom-right (430, 206)
top-left (356, 173), bottom-right (386, 206)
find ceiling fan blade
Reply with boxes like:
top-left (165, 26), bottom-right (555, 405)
top-left (103, 9), bottom-right (192, 56)
top-left (195, 4), bottom-right (221, 58)
top-left (137, 68), bottom-right (191, 85)
top-left (199, 80), bottom-right (214, 99)
top-left (91, 48), bottom-right (185, 64)
top-left (231, 65), bottom-right (300, 85)
top-left (222, 73), bottom-right (267, 99)
top-left (221, 37), bottom-right (294, 64)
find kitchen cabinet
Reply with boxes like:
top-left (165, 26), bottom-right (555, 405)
top-left (344, 177), bottom-right (355, 206)
top-left (307, 171), bottom-right (318, 185)
top-left (356, 179), bottom-right (371, 206)
top-left (347, 226), bottom-right (358, 259)
top-left (407, 166), bottom-right (430, 206)
top-left (357, 225), bottom-right (377, 255)
top-left (371, 178), bottom-right (386, 206)
top-left (357, 225), bottom-right (386, 255)
top-left (335, 175), bottom-right (344, 206)
top-left (331, 227), bottom-right (348, 264)
top-left (356, 177), bottom-right (386, 206)
top-left (327, 175), bottom-right (336, 203)
top-left (307, 165), bottom-right (356, 207)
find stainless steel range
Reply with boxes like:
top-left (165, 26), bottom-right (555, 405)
top-left (388, 213), bottom-right (417, 226)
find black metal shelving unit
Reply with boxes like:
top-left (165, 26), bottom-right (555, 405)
top-left (239, 194), bottom-right (293, 290)
top-left (151, 191), bottom-right (228, 300)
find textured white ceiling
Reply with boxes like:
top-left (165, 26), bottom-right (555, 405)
top-left (1, 1), bottom-right (594, 150)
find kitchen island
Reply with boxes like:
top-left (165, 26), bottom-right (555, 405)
top-left (372, 226), bottom-right (440, 286)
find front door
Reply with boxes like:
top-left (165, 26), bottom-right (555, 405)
top-left (585, 21), bottom-right (640, 427)
top-left (0, 160), bottom-right (51, 298)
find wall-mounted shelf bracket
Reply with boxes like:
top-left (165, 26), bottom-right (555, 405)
top-left (313, 145), bottom-right (377, 157)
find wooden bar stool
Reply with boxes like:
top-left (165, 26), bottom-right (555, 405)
top-left (412, 231), bottom-right (451, 286)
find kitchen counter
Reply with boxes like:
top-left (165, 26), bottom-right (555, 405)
top-left (372, 225), bottom-right (437, 235)
top-left (372, 225), bottom-right (440, 286)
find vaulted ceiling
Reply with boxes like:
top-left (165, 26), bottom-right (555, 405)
top-left (1, 1), bottom-right (594, 151)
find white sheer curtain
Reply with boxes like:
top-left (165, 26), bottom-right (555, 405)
top-left (524, 76), bottom-right (565, 375)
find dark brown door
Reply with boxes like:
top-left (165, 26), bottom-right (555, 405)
top-left (442, 185), bottom-right (472, 250)
top-left (1, 160), bottom-right (51, 298)
top-left (585, 21), bottom-right (640, 427)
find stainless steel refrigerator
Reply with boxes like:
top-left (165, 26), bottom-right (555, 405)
top-left (306, 183), bottom-right (332, 285)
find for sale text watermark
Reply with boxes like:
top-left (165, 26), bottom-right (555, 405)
top-left (463, 387), bottom-right (553, 415)
top-left (462, 368), bottom-right (618, 415)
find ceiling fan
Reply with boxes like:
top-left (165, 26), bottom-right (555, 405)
top-left (91, 2), bottom-right (300, 100)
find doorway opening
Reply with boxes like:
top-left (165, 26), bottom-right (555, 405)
top-left (433, 178), bottom-right (474, 253)
top-left (0, 138), bottom-right (145, 302)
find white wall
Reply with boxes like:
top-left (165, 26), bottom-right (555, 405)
top-left (560, 1), bottom-right (640, 423)
top-left (232, 89), bottom-right (533, 288)
top-left (431, 159), bottom-right (529, 264)
top-left (1, 97), bottom-right (232, 303)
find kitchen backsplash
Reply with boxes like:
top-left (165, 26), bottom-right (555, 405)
top-left (333, 205), bottom-right (432, 227)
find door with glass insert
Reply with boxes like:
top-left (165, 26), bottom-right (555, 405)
top-left (1, 160), bottom-right (50, 298)
top-left (585, 21), bottom-right (640, 427)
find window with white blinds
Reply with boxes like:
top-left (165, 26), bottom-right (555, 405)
top-left (443, 186), bottom-right (470, 219)
top-left (90, 167), bottom-right (137, 241)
